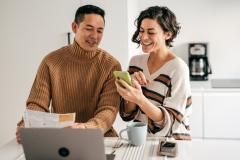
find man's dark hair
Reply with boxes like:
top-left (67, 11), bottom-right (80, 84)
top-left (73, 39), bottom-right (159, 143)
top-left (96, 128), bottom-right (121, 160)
top-left (74, 5), bottom-right (105, 24)
top-left (132, 6), bottom-right (181, 47)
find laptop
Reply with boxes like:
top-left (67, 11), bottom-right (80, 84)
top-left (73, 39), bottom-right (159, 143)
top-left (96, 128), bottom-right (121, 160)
top-left (20, 128), bottom-right (114, 160)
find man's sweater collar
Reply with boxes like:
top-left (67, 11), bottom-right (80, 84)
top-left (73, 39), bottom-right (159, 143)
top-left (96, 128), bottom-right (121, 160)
top-left (70, 40), bottom-right (97, 59)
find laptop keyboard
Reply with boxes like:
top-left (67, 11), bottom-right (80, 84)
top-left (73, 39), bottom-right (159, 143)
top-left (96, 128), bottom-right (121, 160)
top-left (121, 144), bottom-right (145, 160)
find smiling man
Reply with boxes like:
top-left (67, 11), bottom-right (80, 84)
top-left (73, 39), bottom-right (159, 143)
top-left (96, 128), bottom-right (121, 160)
top-left (16, 5), bottom-right (121, 143)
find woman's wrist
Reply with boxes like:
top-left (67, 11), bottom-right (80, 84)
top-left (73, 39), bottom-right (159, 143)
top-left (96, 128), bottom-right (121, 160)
top-left (136, 94), bottom-right (147, 107)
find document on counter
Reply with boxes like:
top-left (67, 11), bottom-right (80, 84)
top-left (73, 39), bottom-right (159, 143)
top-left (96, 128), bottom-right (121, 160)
top-left (23, 109), bottom-right (76, 128)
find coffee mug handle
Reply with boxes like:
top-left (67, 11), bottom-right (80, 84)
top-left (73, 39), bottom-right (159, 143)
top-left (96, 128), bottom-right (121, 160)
top-left (119, 128), bottom-right (129, 142)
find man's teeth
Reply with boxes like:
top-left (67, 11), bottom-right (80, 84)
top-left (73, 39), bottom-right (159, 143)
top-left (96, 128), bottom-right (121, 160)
top-left (87, 41), bottom-right (96, 45)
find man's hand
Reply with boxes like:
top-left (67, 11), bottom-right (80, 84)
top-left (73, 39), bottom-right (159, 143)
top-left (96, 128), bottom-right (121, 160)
top-left (68, 123), bottom-right (86, 129)
top-left (16, 123), bottom-right (24, 144)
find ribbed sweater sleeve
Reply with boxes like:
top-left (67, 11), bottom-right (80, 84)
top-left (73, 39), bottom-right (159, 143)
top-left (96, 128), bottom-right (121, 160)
top-left (85, 62), bottom-right (121, 133)
top-left (26, 58), bottom-right (51, 112)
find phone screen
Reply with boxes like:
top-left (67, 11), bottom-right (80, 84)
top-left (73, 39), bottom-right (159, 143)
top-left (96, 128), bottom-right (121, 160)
top-left (162, 142), bottom-right (176, 148)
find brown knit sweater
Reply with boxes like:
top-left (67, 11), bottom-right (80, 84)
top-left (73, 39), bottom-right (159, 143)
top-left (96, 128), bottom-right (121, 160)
top-left (19, 40), bottom-right (121, 136)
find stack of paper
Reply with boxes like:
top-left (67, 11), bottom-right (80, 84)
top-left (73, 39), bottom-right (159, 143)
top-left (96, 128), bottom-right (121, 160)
top-left (23, 109), bottom-right (75, 128)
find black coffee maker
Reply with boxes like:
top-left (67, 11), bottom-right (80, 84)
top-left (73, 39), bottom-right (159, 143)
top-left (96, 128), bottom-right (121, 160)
top-left (188, 43), bottom-right (212, 81)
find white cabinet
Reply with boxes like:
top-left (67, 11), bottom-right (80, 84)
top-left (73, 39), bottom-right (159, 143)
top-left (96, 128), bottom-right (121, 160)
top-left (190, 92), bottom-right (204, 138)
top-left (204, 92), bottom-right (240, 139)
top-left (191, 87), bottom-right (240, 139)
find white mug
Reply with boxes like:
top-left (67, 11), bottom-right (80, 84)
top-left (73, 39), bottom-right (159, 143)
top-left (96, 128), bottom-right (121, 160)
top-left (119, 122), bottom-right (147, 146)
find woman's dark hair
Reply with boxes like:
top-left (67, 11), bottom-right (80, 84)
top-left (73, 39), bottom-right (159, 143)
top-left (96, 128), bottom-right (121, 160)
top-left (74, 5), bottom-right (105, 24)
top-left (132, 6), bottom-right (181, 47)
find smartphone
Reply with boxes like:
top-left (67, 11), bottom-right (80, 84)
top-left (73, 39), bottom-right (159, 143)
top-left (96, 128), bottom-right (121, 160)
top-left (158, 141), bottom-right (178, 157)
top-left (113, 71), bottom-right (132, 86)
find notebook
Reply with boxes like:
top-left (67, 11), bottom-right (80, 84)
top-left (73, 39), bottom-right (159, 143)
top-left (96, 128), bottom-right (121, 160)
top-left (20, 128), bottom-right (114, 160)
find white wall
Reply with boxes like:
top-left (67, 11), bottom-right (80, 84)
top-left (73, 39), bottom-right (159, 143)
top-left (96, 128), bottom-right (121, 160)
top-left (127, 0), bottom-right (141, 58)
top-left (1, 0), bottom-right (240, 146)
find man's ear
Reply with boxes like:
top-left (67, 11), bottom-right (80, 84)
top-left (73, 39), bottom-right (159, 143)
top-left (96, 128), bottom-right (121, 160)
top-left (164, 32), bottom-right (173, 40)
top-left (72, 22), bottom-right (78, 34)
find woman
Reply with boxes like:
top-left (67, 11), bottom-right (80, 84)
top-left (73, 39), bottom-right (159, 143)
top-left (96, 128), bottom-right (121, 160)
top-left (115, 6), bottom-right (192, 140)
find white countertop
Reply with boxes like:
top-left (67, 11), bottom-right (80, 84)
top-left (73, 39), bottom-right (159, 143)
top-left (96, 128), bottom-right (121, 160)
top-left (1, 137), bottom-right (240, 160)
top-left (190, 80), bottom-right (240, 92)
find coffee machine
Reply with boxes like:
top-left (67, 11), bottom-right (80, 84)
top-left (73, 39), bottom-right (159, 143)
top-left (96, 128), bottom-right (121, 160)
top-left (188, 43), bottom-right (212, 81)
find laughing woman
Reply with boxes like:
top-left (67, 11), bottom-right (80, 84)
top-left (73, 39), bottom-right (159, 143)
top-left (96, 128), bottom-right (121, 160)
top-left (115, 6), bottom-right (192, 140)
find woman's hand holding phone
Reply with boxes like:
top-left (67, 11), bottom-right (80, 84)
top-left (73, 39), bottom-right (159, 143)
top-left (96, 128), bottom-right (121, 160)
top-left (113, 70), bottom-right (149, 87)
top-left (114, 71), bottom-right (145, 105)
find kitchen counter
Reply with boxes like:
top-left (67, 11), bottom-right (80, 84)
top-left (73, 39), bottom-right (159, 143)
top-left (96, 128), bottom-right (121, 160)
top-left (190, 80), bottom-right (240, 92)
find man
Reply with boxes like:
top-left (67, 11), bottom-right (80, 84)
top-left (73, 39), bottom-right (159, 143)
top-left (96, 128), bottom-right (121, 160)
top-left (16, 4), bottom-right (121, 143)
